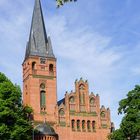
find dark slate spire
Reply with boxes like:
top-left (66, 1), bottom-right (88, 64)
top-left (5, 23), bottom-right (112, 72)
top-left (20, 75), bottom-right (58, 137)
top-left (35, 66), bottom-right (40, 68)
top-left (25, 0), bottom-right (55, 60)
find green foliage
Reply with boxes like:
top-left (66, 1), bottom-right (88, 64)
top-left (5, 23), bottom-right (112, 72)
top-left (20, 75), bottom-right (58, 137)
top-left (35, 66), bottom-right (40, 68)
top-left (108, 129), bottom-right (126, 140)
top-left (0, 72), bottom-right (33, 140)
top-left (109, 85), bottom-right (140, 140)
top-left (56, 0), bottom-right (77, 7)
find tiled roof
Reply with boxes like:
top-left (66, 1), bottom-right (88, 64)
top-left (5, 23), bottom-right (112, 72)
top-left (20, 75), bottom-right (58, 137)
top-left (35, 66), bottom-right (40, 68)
top-left (25, 0), bottom-right (55, 60)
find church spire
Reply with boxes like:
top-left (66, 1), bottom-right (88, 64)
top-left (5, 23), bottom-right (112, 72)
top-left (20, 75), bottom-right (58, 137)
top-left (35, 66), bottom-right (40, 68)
top-left (25, 0), bottom-right (55, 60)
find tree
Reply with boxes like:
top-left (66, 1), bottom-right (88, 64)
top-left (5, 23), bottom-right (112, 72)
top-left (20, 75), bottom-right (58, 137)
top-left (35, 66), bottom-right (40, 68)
top-left (108, 129), bottom-right (126, 140)
top-left (56, 0), bottom-right (77, 7)
top-left (0, 72), bottom-right (33, 140)
top-left (109, 85), bottom-right (140, 140)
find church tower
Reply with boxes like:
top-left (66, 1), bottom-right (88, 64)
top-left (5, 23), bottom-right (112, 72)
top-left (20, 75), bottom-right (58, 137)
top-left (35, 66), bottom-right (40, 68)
top-left (22, 0), bottom-right (57, 123)
top-left (22, 0), bottom-right (113, 139)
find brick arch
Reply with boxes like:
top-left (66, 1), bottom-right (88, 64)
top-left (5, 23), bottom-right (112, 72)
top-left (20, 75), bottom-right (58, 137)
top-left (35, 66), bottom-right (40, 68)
top-left (87, 120), bottom-right (91, 131)
top-left (71, 119), bottom-right (75, 131)
top-left (82, 120), bottom-right (86, 131)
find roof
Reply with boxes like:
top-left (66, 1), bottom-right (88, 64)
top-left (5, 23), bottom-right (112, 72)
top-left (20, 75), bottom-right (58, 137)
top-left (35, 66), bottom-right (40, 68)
top-left (24, 0), bottom-right (55, 60)
top-left (57, 98), bottom-right (65, 106)
top-left (35, 123), bottom-right (57, 136)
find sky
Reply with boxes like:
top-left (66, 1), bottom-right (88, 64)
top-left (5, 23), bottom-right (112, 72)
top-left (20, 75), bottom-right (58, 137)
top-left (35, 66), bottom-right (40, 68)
top-left (0, 0), bottom-right (140, 129)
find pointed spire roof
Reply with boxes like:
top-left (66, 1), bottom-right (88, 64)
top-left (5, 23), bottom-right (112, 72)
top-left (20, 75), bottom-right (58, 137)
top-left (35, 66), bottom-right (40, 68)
top-left (25, 0), bottom-right (55, 60)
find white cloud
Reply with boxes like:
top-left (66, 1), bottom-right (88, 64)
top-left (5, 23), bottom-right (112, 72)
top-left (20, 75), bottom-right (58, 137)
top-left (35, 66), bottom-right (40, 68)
top-left (46, 15), bottom-right (125, 129)
top-left (46, 15), bottom-right (122, 87)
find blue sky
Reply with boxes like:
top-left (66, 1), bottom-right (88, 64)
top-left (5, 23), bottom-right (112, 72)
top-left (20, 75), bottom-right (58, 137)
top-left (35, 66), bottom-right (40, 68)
top-left (0, 0), bottom-right (140, 129)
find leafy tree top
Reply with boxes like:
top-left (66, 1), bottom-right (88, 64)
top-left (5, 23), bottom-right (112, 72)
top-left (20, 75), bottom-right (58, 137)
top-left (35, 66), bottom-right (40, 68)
top-left (0, 72), bottom-right (33, 140)
top-left (109, 85), bottom-right (140, 140)
top-left (56, 0), bottom-right (77, 7)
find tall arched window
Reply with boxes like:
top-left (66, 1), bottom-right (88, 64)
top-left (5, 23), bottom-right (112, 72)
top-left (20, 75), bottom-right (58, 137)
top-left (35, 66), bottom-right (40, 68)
top-left (32, 62), bottom-right (37, 74)
top-left (32, 62), bottom-right (36, 70)
top-left (77, 120), bottom-right (80, 131)
top-left (40, 90), bottom-right (46, 108)
top-left (80, 93), bottom-right (85, 112)
top-left (69, 96), bottom-right (75, 112)
top-left (80, 93), bottom-right (85, 104)
top-left (59, 108), bottom-right (65, 126)
top-left (71, 120), bottom-right (75, 131)
top-left (82, 120), bottom-right (85, 131)
top-left (92, 121), bottom-right (96, 130)
top-left (87, 120), bottom-right (91, 131)
top-left (90, 97), bottom-right (95, 105)
top-left (49, 64), bottom-right (54, 75)
top-left (90, 97), bottom-right (95, 112)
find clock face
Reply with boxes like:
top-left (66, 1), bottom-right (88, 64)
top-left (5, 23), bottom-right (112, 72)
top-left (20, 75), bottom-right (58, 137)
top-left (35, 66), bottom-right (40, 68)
top-left (40, 83), bottom-right (45, 89)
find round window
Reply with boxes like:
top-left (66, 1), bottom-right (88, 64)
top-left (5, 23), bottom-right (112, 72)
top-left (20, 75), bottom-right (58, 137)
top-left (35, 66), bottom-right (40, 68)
top-left (40, 83), bottom-right (45, 89)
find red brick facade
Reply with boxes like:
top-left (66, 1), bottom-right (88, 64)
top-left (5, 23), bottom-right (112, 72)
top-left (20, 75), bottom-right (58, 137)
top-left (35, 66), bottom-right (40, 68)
top-left (23, 56), bottom-right (57, 123)
top-left (22, 0), bottom-right (112, 139)
top-left (23, 57), bottom-right (111, 140)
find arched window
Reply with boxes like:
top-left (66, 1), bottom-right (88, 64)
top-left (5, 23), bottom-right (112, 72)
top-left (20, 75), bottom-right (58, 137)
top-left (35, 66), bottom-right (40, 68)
top-left (32, 62), bottom-right (36, 70)
top-left (69, 96), bottom-right (75, 111)
top-left (49, 64), bottom-right (54, 75)
top-left (59, 109), bottom-right (65, 116)
top-left (82, 120), bottom-right (85, 131)
top-left (80, 93), bottom-right (85, 112)
top-left (69, 96), bottom-right (75, 103)
top-left (40, 90), bottom-right (46, 108)
top-left (71, 119), bottom-right (75, 131)
top-left (59, 108), bottom-right (65, 126)
top-left (77, 120), bottom-right (80, 131)
top-left (92, 121), bottom-right (95, 130)
top-left (90, 97), bottom-right (95, 105)
top-left (90, 97), bottom-right (95, 112)
top-left (87, 120), bottom-right (91, 131)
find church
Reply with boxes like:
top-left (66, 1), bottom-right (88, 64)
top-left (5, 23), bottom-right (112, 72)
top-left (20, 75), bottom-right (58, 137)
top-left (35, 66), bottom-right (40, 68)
top-left (22, 0), bottom-right (113, 139)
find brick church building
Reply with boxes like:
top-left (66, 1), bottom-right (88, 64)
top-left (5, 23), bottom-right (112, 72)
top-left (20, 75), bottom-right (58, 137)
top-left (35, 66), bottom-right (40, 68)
top-left (22, 0), bottom-right (113, 139)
